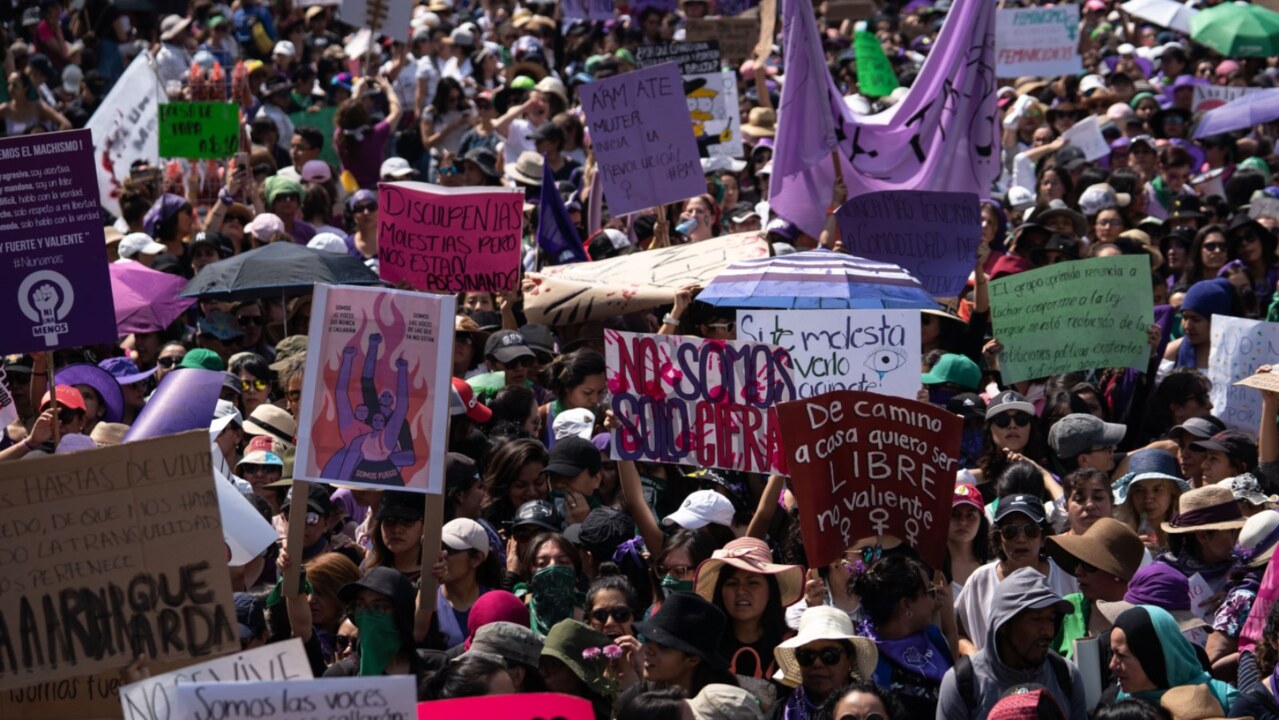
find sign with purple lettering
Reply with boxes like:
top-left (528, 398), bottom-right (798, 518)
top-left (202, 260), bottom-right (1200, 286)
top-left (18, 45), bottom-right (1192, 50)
top-left (835, 191), bottom-right (982, 298)
top-left (580, 62), bottom-right (702, 216)
top-left (0, 129), bottom-right (117, 355)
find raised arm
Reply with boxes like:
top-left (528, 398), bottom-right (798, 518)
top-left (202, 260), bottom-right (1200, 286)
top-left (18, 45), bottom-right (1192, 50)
top-left (745, 473), bottom-right (786, 539)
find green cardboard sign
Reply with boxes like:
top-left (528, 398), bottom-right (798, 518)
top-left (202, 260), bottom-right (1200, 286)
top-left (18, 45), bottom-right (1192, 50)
top-left (854, 31), bottom-right (900, 98)
top-left (158, 102), bottom-right (240, 159)
top-left (989, 255), bottom-right (1154, 383)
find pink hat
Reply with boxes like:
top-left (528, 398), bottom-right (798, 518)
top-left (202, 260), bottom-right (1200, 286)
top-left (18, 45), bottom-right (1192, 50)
top-left (1084, 0), bottom-right (1105, 11)
top-left (1215, 60), bottom-right (1241, 77)
top-left (301, 159), bottom-right (332, 184)
top-left (245, 212), bottom-right (285, 240)
top-left (694, 537), bottom-right (805, 607)
top-left (954, 483), bottom-right (985, 511)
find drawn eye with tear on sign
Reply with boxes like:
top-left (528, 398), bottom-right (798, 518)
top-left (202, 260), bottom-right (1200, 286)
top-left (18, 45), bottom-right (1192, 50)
top-left (864, 347), bottom-right (907, 380)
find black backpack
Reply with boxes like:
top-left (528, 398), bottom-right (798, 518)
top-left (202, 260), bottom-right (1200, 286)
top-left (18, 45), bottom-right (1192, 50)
top-left (955, 653), bottom-right (1074, 715)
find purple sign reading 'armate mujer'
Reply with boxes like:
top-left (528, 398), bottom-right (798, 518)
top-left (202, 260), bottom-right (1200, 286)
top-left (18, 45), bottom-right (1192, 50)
top-left (0, 129), bottom-right (116, 355)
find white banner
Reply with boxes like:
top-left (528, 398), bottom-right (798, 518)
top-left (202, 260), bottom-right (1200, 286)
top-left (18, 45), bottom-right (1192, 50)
top-left (86, 52), bottom-right (165, 217)
top-left (995, 6), bottom-right (1083, 78)
top-left (173, 676), bottom-right (415, 720)
top-left (1191, 84), bottom-right (1259, 113)
top-left (1208, 315), bottom-right (1279, 431)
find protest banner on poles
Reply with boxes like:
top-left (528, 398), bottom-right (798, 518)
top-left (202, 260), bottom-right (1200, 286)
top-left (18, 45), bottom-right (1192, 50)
top-left (685, 18), bottom-right (762, 63)
top-left (524, 231), bottom-right (769, 325)
top-left (995, 5), bottom-right (1082, 78)
top-left (605, 329), bottom-right (796, 474)
top-left (989, 255), bottom-right (1153, 384)
top-left (158, 102), bottom-right (239, 159)
top-left (295, 284), bottom-right (454, 493)
top-left (1191, 84), bottom-right (1259, 112)
top-left (580, 62), bottom-right (703, 216)
top-left (86, 53), bottom-right (165, 217)
top-left (119, 639), bottom-right (311, 720)
top-left (777, 391), bottom-right (961, 570)
top-left (1208, 316), bottom-right (1279, 431)
top-left (737, 310), bottom-right (921, 399)
top-left (0, 130), bottom-right (118, 355)
top-left (173, 676), bottom-right (415, 720)
top-left (853, 31), bottom-right (899, 98)
top-left (377, 182), bottom-right (524, 294)
top-left (636, 42), bottom-right (743, 160)
top-left (0, 431), bottom-right (238, 693)
top-left (835, 190), bottom-right (982, 298)
top-left (420, 693), bottom-right (595, 720)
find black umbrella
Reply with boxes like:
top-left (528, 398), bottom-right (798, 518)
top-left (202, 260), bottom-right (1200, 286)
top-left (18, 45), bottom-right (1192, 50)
top-left (181, 242), bottom-right (380, 301)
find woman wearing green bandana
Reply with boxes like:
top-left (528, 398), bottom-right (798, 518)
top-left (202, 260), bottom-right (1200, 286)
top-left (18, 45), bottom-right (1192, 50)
top-left (324, 567), bottom-right (446, 681)
top-left (514, 532), bottom-right (585, 635)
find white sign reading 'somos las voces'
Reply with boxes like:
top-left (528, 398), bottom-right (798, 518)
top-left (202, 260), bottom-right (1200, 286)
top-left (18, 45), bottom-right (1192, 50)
top-left (995, 5), bottom-right (1083, 77)
top-left (173, 676), bottom-right (416, 720)
top-left (737, 310), bottom-right (921, 400)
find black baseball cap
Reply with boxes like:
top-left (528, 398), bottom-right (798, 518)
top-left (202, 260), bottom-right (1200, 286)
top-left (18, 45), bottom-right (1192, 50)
top-left (445, 453), bottom-right (482, 494)
top-left (1191, 431), bottom-right (1259, 471)
top-left (281, 482), bottom-right (335, 515)
top-left (994, 493), bottom-right (1047, 524)
top-left (235, 592), bottom-right (266, 640)
top-left (947, 393), bottom-right (987, 422)
top-left (511, 499), bottom-right (562, 533)
top-left (545, 436), bottom-right (603, 477)
top-left (485, 330), bottom-right (535, 364)
top-left (376, 490), bottom-right (425, 522)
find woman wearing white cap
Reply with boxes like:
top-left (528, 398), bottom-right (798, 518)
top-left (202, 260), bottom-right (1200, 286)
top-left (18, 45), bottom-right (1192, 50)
top-left (429, 517), bottom-right (504, 649)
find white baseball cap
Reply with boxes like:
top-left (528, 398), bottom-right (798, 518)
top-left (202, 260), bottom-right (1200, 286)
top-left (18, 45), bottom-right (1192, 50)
top-left (119, 232), bottom-right (166, 258)
top-left (307, 232), bottom-right (347, 254)
top-left (209, 399), bottom-right (243, 442)
top-left (380, 156), bottom-right (419, 180)
top-left (442, 518), bottom-right (489, 558)
top-left (552, 408), bottom-right (596, 441)
top-left (663, 490), bottom-right (735, 530)
top-left (273, 40), bottom-right (296, 57)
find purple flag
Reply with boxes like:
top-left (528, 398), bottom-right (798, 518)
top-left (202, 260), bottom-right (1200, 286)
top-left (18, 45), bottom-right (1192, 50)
top-left (770, 0), bottom-right (999, 239)
top-left (123, 368), bottom-right (224, 442)
top-left (536, 157), bottom-right (589, 265)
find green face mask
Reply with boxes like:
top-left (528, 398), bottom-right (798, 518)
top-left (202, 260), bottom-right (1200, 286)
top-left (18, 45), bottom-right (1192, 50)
top-left (660, 575), bottom-right (693, 598)
top-left (353, 608), bottom-right (402, 676)
top-left (529, 565), bottom-right (577, 632)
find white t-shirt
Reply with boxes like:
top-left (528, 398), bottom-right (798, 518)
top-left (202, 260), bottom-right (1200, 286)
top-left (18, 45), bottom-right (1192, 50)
top-left (504, 117), bottom-right (537, 166)
top-left (954, 559), bottom-right (1079, 650)
top-left (415, 55), bottom-right (441, 112)
top-left (381, 54), bottom-right (418, 111)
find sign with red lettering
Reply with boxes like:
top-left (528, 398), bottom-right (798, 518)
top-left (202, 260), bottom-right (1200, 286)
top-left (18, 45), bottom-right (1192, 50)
top-left (776, 391), bottom-right (961, 570)
top-left (419, 692), bottom-right (594, 720)
top-left (605, 329), bottom-right (795, 474)
top-left (377, 182), bottom-right (524, 294)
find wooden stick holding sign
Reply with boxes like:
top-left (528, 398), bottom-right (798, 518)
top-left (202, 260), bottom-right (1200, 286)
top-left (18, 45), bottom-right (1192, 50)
top-left (47, 351), bottom-right (60, 445)
top-left (414, 492), bottom-right (446, 642)
top-left (282, 480), bottom-right (310, 597)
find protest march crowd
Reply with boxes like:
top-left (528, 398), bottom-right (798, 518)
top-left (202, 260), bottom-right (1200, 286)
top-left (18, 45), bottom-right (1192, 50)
top-left (3, 0), bottom-right (1279, 717)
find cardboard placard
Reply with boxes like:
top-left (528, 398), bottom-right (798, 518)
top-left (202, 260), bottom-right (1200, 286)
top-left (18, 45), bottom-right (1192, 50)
top-left (85, 53), bottom-right (165, 217)
top-left (685, 18), bottom-right (762, 63)
top-left (1236, 370), bottom-right (1279, 394)
top-left (636, 42), bottom-right (743, 160)
top-left (0, 129), bottom-right (118, 354)
top-left (777, 391), bottom-right (961, 570)
top-left (377, 182), bottom-right (524, 294)
top-left (853, 31), bottom-right (899, 98)
top-left (119, 639), bottom-right (311, 720)
top-left (295, 284), bottom-right (454, 493)
top-left (1061, 115), bottom-right (1110, 161)
top-left (0, 431), bottom-right (238, 693)
top-left (737, 309), bottom-right (921, 399)
top-left (989, 255), bottom-right (1153, 383)
top-left (580, 62), bottom-right (704, 216)
top-left (418, 693), bottom-right (594, 720)
top-left (995, 5), bottom-right (1082, 78)
top-left (158, 103), bottom-right (239, 159)
top-left (835, 190), bottom-right (982, 298)
top-left (173, 676), bottom-right (415, 720)
top-left (1208, 316), bottom-right (1279, 431)
top-left (523, 231), bottom-right (770, 326)
top-left (605, 329), bottom-right (796, 474)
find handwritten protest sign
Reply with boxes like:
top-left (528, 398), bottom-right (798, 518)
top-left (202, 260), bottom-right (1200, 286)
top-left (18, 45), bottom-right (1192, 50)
top-left (377, 182), bottom-right (523, 294)
top-left (420, 693), bottom-right (595, 720)
top-left (158, 102), bottom-right (239, 159)
top-left (777, 391), bottom-right (961, 570)
top-left (1208, 316), bottom-right (1279, 431)
top-left (295, 284), bottom-right (453, 493)
top-left (835, 191), bottom-right (982, 298)
top-left (562, 0), bottom-right (614, 21)
top-left (854, 31), bottom-right (899, 98)
top-left (995, 5), bottom-right (1082, 78)
top-left (1191, 84), bottom-right (1259, 112)
top-left (0, 431), bottom-right (237, 693)
top-left (581, 62), bottom-right (703, 216)
top-left (173, 676), bottom-right (415, 720)
top-left (0, 130), bottom-right (117, 355)
top-left (1241, 547), bottom-right (1279, 654)
top-left (685, 18), bottom-right (761, 63)
top-left (524, 231), bottom-right (769, 325)
top-left (636, 42), bottom-right (742, 160)
top-left (737, 310), bottom-right (920, 399)
top-left (1062, 115), bottom-right (1110, 161)
top-left (990, 255), bottom-right (1153, 383)
top-left (120, 639), bottom-right (310, 720)
top-left (86, 54), bottom-right (165, 216)
top-left (606, 329), bottom-right (796, 474)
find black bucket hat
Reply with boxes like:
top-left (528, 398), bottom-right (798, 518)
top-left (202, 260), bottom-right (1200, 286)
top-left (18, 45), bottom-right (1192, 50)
top-left (633, 592), bottom-right (729, 670)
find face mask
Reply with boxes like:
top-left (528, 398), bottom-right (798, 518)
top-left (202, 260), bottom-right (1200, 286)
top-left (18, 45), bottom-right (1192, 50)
top-left (659, 575), bottom-right (693, 598)
top-left (353, 608), bottom-right (402, 676)
top-left (928, 388), bottom-right (957, 408)
top-left (529, 565), bottom-right (576, 630)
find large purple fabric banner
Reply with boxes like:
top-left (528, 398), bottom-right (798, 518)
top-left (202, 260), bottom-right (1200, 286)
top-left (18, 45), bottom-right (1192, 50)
top-left (0, 129), bottom-right (117, 354)
top-left (770, 0), bottom-right (999, 239)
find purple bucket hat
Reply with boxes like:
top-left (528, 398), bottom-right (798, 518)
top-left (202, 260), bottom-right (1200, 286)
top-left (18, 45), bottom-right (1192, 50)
top-left (55, 362), bottom-right (125, 423)
top-left (100, 356), bottom-right (156, 386)
top-left (142, 193), bottom-right (190, 238)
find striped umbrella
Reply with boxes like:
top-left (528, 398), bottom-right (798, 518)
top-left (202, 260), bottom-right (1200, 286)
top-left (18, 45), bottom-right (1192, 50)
top-left (697, 249), bottom-right (941, 309)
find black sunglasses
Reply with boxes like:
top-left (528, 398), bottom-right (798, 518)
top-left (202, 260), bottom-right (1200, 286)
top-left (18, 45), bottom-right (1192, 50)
top-left (999, 522), bottom-right (1043, 541)
top-left (991, 411), bottom-right (1033, 429)
top-left (334, 634), bottom-right (359, 653)
top-left (506, 356), bottom-right (536, 369)
top-left (58, 408), bottom-right (83, 425)
top-left (796, 647), bottom-right (846, 668)
top-left (238, 315), bottom-right (266, 327)
top-left (353, 203), bottom-right (378, 213)
top-left (589, 607), bottom-right (633, 625)
top-left (157, 356), bottom-right (182, 368)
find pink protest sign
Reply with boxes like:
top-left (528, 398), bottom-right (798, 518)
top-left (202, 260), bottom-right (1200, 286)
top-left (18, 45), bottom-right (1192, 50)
top-left (294, 284), bottom-right (454, 493)
top-left (377, 181), bottom-right (524, 294)
top-left (1240, 551), bottom-right (1279, 654)
top-left (418, 693), bottom-right (594, 720)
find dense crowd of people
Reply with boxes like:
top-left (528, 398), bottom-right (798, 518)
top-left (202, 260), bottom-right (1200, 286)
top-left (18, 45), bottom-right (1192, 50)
top-left (3, 0), bottom-right (1279, 717)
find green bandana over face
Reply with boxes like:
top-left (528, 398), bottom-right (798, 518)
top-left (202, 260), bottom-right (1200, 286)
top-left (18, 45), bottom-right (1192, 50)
top-left (354, 608), bottom-right (402, 676)
top-left (660, 575), bottom-right (694, 598)
top-left (529, 565), bottom-right (577, 634)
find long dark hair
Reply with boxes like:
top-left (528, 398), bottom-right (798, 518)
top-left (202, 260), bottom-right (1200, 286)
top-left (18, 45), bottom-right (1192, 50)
top-left (480, 438), bottom-right (549, 525)
top-left (544, 349), bottom-right (606, 404)
top-left (1187, 224), bottom-right (1231, 283)
top-left (649, 529), bottom-right (717, 605)
top-left (943, 506), bottom-right (991, 584)
top-left (977, 418), bottom-right (1048, 488)
top-left (334, 98), bottom-right (372, 158)
top-left (851, 555), bottom-right (930, 627)
top-left (1136, 368), bottom-right (1212, 444)
top-left (711, 567), bottom-right (788, 661)
top-left (431, 76), bottom-right (465, 118)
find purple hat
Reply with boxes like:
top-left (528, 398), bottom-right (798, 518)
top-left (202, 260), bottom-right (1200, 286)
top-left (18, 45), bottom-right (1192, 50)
top-left (99, 356), bottom-right (156, 386)
top-left (346, 188), bottom-right (377, 210)
top-left (1162, 74), bottom-right (1206, 99)
top-left (591, 432), bottom-right (611, 453)
top-left (55, 362), bottom-right (125, 423)
top-left (1124, 563), bottom-right (1192, 610)
top-left (142, 193), bottom-right (190, 238)
top-left (751, 137), bottom-right (775, 155)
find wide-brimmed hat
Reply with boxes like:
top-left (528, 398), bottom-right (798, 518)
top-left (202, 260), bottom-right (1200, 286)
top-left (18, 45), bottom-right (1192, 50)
top-left (1033, 199), bottom-right (1087, 238)
top-left (505, 151), bottom-right (543, 186)
top-left (159, 14), bottom-right (192, 41)
top-left (694, 537), bottom-right (804, 607)
top-left (56, 363), bottom-right (125, 423)
top-left (1220, 473), bottom-right (1276, 508)
top-left (1096, 563), bottom-right (1208, 632)
top-left (243, 404), bottom-right (297, 447)
top-left (1159, 684), bottom-right (1231, 720)
top-left (1047, 518), bottom-right (1144, 581)
top-left (633, 592), bottom-right (728, 671)
top-left (1234, 509), bottom-right (1279, 568)
top-left (1162, 486), bottom-right (1246, 534)
top-left (689, 684), bottom-right (764, 720)
top-left (1111, 449), bottom-right (1187, 505)
top-left (541, 619), bottom-right (619, 696)
top-left (741, 107), bottom-right (777, 138)
top-left (773, 606), bottom-right (878, 689)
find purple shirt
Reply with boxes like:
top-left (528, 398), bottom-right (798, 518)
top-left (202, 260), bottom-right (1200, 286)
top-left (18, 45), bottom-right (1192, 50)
top-left (335, 119), bottom-right (392, 191)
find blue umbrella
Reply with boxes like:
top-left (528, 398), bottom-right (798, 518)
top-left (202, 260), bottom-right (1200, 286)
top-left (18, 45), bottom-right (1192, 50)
top-left (697, 249), bottom-right (941, 309)
top-left (1194, 89), bottom-right (1279, 138)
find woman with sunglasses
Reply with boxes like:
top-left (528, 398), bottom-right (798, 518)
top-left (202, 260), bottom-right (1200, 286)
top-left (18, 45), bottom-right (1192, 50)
top-left (584, 570), bottom-right (645, 680)
top-left (1227, 217), bottom-right (1279, 311)
top-left (229, 352), bottom-right (273, 417)
top-left (773, 606), bottom-right (879, 720)
top-left (154, 341), bottom-right (188, 386)
top-left (1184, 225), bottom-right (1233, 285)
top-left (263, 175), bottom-right (317, 245)
top-left (964, 390), bottom-right (1049, 491)
top-left (231, 301), bottom-right (271, 357)
top-left (343, 189), bottom-right (379, 262)
top-left (954, 494), bottom-right (1076, 654)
